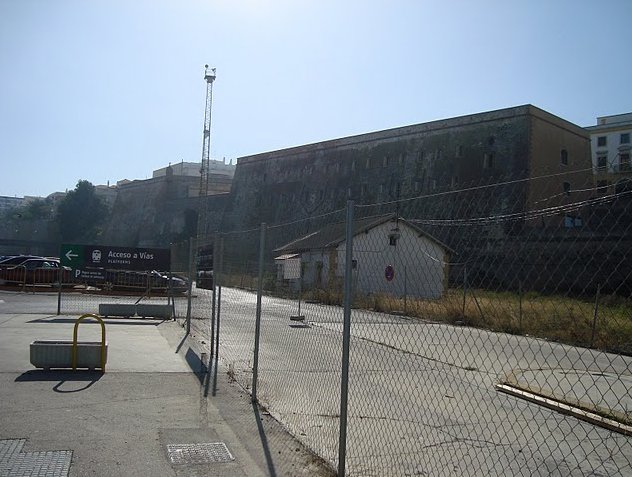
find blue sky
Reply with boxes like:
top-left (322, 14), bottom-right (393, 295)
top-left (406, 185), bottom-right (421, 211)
top-left (1, 0), bottom-right (631, 198)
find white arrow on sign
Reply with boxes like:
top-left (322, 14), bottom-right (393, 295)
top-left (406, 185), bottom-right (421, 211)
top-left (65, 250), bottom-right (79, 261)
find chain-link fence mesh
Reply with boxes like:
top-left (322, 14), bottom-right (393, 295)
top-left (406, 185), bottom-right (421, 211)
top-left (7, 167), bottom-right (630, 475)
top-left (203, 170), bottom-right (631, 476)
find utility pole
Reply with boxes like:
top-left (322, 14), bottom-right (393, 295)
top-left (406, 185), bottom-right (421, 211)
top-left (197, 65), bottom-right (217, 245)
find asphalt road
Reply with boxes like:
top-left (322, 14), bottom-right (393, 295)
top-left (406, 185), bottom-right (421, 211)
top-left (3, 287), bottom-right (631, 476)
top-left (192, 286), bottom-right (632, 477)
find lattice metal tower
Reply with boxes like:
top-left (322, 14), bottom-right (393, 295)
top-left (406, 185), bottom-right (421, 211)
top-left (197, 65), bottom-right (217, 241)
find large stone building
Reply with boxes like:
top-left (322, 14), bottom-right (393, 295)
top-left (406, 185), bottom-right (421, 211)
top-left (152, 159), bottom-right (235, 197)
top-left (0, 196), bottom-right (24, 215)
top-left (223, 104), bottom-right (593, 236)
top-left (101, 162), bottom-right (232, 248)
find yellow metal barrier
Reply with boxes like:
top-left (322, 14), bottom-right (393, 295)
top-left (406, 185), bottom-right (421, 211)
top-left (71, 313), bottom-right (107, 372)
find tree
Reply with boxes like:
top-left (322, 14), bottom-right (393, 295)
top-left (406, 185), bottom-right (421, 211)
top-left (56, 180), bottom-right (109, 242)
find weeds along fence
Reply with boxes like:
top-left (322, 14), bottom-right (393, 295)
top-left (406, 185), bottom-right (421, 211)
top-left (196, 171), bottom-right (632, 476)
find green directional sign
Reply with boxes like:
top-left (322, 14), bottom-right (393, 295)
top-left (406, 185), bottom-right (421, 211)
top-left (60, 244), bottom-right (85, 268)
top-left (60, 243), bottom-right (170, 271)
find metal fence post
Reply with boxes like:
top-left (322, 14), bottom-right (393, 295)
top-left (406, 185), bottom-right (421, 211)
top-left (57, 271), bottom-right (62, 315)
top-left (403, 265), bottom-right (408, 314)
top-left (212, 234), bottom-right (224, 395)
top-left (518, 280), bottom-right (523, 333)
top-left (591, 283), bottom-right (601, 348)
top-left (185, 237), bottom-right (195, 335)
top-left (252, 223), bottom-right (266, 402)
top-left (462, 265), bottom-right (468, 319)
top-left (210, 233), bottom-right (219, 367)
top-left (338, 200), bottom-right (354, 477)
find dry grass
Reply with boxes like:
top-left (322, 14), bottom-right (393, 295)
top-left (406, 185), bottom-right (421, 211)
top-left (218, 272), bottom-right (632, 354)
top-left (309, 287), bottom-right (632, 354)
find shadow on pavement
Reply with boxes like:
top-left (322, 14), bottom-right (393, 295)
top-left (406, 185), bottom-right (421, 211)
top-left (15, 370), bottom-right (103, 393)
top-left (252, 401), bottom-right (277, 477)
top-left (184, 347), bottom-right (207, 382)
top-left (27, 317), bottom-right (166, 326)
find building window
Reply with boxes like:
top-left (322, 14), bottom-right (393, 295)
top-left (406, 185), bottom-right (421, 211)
top-left (564, 215), bottom-right (583, 228)
top-left (455, 145), bottom-right (463, 157)
top-left (351, 160), bottom-right (356, 172)
top-left (398, 154), bottom-right (404, 166)
top-left (483, 153), bottom-right (494, 169)
top-left (563, 182), bottom-right (571, 195)
top-left (597, 155), bottom-right (608, 172)
top-left (365, 158), bottom-right (371, 169)
top-left (620, 153), bottom-right (631, 172)
top-left (621, 133), bottom-right (630, 145)
top-left (383, 156), bottom-right (388, 168)
top-left (560, 149), bottom-right (568, 165)
top-left (597, 136), bottom-right (607, 147)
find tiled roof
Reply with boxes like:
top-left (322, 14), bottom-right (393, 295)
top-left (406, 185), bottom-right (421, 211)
top-left (275, 214), bottom-right (450, 253)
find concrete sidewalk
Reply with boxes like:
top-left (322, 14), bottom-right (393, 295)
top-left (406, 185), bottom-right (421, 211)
top-left (0, 313), bottom-right (335, 476)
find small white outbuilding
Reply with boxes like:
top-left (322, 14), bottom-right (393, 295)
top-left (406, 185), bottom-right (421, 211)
top-left (275, 215), bottom-right (451, 300)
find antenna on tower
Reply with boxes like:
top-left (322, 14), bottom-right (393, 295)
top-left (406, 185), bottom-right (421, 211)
top-left (197, 65), bottom-right (217, 243)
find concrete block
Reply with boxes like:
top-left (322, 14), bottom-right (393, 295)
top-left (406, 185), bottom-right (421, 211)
top-left (99, 303), bottom-right (137, 317)
top-left (136, 303), bottom-right (172, 319)
top-left (30, 340), bottom-right (107, 370)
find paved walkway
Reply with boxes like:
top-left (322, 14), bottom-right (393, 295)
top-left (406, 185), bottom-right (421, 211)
top-left (0, 312), bottom-right (335, 477)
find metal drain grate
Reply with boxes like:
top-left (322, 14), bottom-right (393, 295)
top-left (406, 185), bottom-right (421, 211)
top-left (166, 442), bottom-right (234, 465)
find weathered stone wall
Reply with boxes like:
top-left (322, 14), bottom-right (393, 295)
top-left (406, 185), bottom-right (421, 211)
top-left (223, 105), bottom-right (589, 234)
top-left (102, 174), bottom-right (227, 248)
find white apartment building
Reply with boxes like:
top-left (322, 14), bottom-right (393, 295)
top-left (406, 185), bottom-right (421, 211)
top-left (586, 113), bottom-right (632, 193)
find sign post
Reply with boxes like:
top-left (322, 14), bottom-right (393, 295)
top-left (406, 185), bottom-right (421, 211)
top-left (385, 264), bottom-right (395, 282)
top-left (285, 258), bottom-right (305, 323)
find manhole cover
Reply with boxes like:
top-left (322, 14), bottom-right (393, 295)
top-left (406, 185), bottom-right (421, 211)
top-left (166, 442), bottom-right (234, 465)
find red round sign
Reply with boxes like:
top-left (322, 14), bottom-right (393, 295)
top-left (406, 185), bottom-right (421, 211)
top-left (385, 265), bottom-right (395, 281)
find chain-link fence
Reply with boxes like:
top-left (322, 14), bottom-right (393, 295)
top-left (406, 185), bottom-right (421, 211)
top-left (9, 169), bottom-right (629, 475)
top-left (197, 171), bottom-right (631, 476)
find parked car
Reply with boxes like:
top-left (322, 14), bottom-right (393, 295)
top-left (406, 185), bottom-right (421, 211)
top-left (0, 258), bottom-right (72, 286)
top-left (151, 271), bottom-right (189, 294)
top-left (196, 269), bottom-right (213, 290)
top-left (0, 255), bottom-right (44, 268)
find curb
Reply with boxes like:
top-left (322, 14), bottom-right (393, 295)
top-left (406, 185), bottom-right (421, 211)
top-left (495, 384), bottom-right (632, 437)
